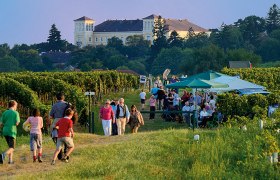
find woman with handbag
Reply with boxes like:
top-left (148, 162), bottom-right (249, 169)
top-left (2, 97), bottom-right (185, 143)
top-left (127, 105), bottom-right (144, 133)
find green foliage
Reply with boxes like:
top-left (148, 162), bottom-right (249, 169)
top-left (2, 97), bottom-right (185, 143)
top-left (266, 4), bottom-right (280, 34)
top-left (217, 93), bottom-right (269, 119)
top-left (0, 56), bottom-right (20, 72)
top-left (221, 67), bottom-right (280, 91)
top-left (227, 48), bottom-right (262, 65)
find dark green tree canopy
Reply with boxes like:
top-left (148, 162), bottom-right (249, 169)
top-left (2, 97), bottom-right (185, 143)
top-left (266, 4), bottom-right (280, 34)
top-left (47, 24), bottom-right (64, 51)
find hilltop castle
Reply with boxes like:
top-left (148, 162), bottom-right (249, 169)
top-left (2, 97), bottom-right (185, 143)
top-left (74, 14), bottom-right (209, 47)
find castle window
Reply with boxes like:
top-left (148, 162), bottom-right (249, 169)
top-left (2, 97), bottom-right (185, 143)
top-left (89, 37), bottom-right (91, 42)
top-left (95, 37), bottom-right (98, 42)
top-left (146, 35), bottom-right (150, 40)
top-left (101, 37), bottom-right (103, 42)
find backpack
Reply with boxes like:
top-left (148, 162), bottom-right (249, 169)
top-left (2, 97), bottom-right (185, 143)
top-left (63, 102), bottom-right (72, 117)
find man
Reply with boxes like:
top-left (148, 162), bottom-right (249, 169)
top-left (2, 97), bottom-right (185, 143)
top-left (115, 98), bottom-right (130, 135)
top-left (157, 86), bottom-right (165, 110)
top-left (139, 89), bottom-right (146, 110)
top-left (0, 100), bottom-right (20, 164)
top-left (182, 101), bottom-right (193, 127)
top-left (49, 92), bottom-right (69, 143)
top-left (51, 108), bottom-right (75, 165)
top-left (171, 89), bottom-right (181, 110)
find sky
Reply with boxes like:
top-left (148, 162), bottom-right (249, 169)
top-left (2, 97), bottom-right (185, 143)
top-left (0, 0), bottom-right (278, 47)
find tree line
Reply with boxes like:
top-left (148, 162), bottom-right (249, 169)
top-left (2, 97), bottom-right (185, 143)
top-left (0, 4), bottom-right (280, 75)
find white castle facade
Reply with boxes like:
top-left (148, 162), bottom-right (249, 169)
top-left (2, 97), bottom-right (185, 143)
top-left (74, 14), bottom-right (209, 47)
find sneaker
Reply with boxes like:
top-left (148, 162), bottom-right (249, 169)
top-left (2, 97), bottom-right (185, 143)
top-left (0, 154), bottom-right (3, 164)
top-left (38, 157), bottom-right (43, 163)
top-left (8, 161), bottom-right (14, 164)
top-left (61, 156), bottom-right (69, 163)
top-left (33, 159), bottom-right (37, 163)
top-left (51, 160), bottom-right (55, 165)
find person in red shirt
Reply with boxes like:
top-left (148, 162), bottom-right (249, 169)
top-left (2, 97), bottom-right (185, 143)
top-left (51, 108), bottom-right (74, 165)
top-left (99, 99), bottom-right (114, 136)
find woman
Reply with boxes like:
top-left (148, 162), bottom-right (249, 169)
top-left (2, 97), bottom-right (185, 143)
top-left (99, 99), bottom-right (114, 136)
top-left (149, 95), bottom-right (156, 119)
top-left (128, 105), bottom-right (144, 133)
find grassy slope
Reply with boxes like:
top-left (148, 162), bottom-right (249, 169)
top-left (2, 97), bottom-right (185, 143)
top-left (0, 90), bottom-right (279, 179)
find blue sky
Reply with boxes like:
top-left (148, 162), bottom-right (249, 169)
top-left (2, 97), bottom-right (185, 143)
top-left (0, 0), bottom-right (278, 46)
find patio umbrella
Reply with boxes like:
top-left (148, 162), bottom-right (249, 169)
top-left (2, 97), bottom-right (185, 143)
top-left (166, 78), bottom-right (228, 89)
top-left (180, 70), bottom-right (225, 81)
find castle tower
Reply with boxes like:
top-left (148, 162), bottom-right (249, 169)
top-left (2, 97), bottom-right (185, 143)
top-left (142, 14), bottom-right (158, 42)
top-left (74, 16), bottom-right (95, 47)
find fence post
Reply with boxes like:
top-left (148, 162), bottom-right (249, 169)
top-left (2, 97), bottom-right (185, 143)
top-left (91, 111), bottom-right (95, 134)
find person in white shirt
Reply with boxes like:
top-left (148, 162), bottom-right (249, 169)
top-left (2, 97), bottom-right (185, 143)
top-left (139, 89), bottom-right (146, 110)
top-left (200, 108), bottom-right (210, 127)
top-left (182, 101), bottom-right (193, 127)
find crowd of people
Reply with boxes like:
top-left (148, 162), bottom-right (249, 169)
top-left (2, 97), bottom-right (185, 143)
top-left (146, 77), bottom-right (219, 127)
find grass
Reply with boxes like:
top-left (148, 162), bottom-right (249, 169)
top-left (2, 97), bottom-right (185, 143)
top-left (0, 90), bottom-right (279, 179)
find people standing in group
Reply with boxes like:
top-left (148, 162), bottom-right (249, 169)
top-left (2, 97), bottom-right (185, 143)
top-left (24, 109), bottom-right (43, 163)
top-left (49, 92), bottom-right (70, 143)
top-left (149, 95), bottom-right (156, 119)
top-left (0, 100), bottom-right (20, 164)
top-left (51, 108), bottom-right (75, 165)
top-left (157, 86), bottom-right (166, 110)
top-left (99, 99), bottom-right (114, 136)
top-left (194, 92), bottom-right (202, 107)
top-left (110, 100), bottom-right (118, 135)
top-left (150, 85), bottom-right (159, 100)
top-left (139, 89), bottom-right (146, 110)
top-left (128, 105), bottom-right (144, 133)
top-left (115, 98), bottom-right (130, 135)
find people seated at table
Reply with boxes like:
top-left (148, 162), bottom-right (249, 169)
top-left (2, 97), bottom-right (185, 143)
top-left (182, 101), bottom-right (193, 127)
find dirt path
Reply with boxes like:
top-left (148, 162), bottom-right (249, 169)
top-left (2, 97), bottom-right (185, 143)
top-left (0, 133), bottom-right (133, 178)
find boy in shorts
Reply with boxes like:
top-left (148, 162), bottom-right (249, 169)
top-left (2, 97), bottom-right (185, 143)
top-left (0, 100), bottom-right (20, 164)
top-left (51, 108), bottom-right (74, 165)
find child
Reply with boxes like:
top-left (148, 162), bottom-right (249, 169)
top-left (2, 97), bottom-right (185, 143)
top-left (51, 108), bottom-right (75, 165)
top-left (24, 108), bottom-right (43, 162)
top-left (0, 100), bottom-right (20, 164)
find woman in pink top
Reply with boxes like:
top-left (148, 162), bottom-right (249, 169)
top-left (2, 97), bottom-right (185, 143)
top-left (99, 99), bottom-right (114, 136)
top-left (149, 95), bottom-right (156, 119)
top-left (24, 109), bottom-right (43, 162)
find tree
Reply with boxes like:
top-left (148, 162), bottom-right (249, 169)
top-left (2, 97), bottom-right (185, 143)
top-left (191, 44), bottom-right (226, 74)
top-left (107, 36), bottom-right (124, 53)
top-left (217, 25), bottom-right (244, 50)
top-left (226, 48), bottom-right (262, 65)
top-left (151, 16), bottom-right (168, 57)
top-left (235, 16), bottom-right (266, 46)
top-left (151, 47), bottom-right (186, 75)
top-left (17, 49), bottom-right (46, 71)
top-left (184, 32), bottom-right (210, 48)
top-left (47, 24), bottom-right (64, 51)
top-left (257, 37), bottom-right (280, 62)
top-left (266, 4), bottom-right (280, 34)
top-left (0, 56), bottom-right (20, 72)
top-left (0, 43), bottom-right (10, 58)
top-left (104, 55), bottom-right (127, 69)
top-left (168, 30), bottom-right (183, 48)
top-left (125, 35), bottom-right (150, 59)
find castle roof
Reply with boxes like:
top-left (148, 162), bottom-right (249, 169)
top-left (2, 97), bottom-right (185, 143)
top-left (94, 19), bottom-right (143, 32)
top-left (165, 19), bottom-right (208, 32)
top-left (74, 16), bottom-right (94, 21)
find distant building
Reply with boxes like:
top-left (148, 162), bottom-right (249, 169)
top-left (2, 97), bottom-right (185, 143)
top-left (229, 61), bottom-right (252, 68)
top-left (74, 14), bottom-right (210, 47)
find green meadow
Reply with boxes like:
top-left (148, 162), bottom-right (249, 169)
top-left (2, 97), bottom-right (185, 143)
top-left (0, 91), bottom-right (279, 179)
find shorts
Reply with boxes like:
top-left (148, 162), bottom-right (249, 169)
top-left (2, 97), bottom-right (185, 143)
top-left (56, 137), bottom-right (74, 150)
top-left (4, 136), bottom-right (15, 149)
top-left (30, 133), bottom-right (42, 151)
top-left (141, 99), bottom-right (145, 104)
